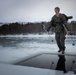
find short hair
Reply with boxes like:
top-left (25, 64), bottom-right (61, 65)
top-left (55, 7), bottom-right (60, 11)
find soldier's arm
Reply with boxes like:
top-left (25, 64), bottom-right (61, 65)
top-left (47, 21), bottom-right (52, 31)
top-left (62, 15), bottom-right (69, 30)
top-left (47, 16), bottom-right (54, 31)
top-left (62, 14), bottom-right (67, 24)
top-left (62, 14), bottom-right (70, 34)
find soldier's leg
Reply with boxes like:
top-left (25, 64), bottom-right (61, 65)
top-left (60, 32), bottom-right (66, 51)
top-left (55, 33), bottom-right (61, 50)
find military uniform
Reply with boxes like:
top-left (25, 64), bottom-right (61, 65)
top-left (47, 13), bottom-right (67, 51)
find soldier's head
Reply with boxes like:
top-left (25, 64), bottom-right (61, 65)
top-left (54, 7), bottom-right (60, 14)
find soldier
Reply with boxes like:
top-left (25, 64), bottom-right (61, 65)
top-left (47, 7), bottom-right (68, 54)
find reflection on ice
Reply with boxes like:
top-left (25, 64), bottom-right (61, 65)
top-left (15, 54), bottom-right (76, 73)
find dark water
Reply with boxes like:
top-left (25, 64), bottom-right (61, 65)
top-left (0, 35), bottom-right (76, 47)
top-left (16, 54), bottom-right (76, 73)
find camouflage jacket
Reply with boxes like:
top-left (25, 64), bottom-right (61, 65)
top-left (48, 13), bottom-right (67, 33)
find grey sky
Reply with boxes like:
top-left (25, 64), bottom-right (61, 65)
top-left (0, 0), bottom-right (76, 23)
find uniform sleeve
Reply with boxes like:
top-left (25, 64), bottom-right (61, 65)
top-left (61, 14), bottom-right (69, 31)
top-left (61, 14), bottom-right (67, 24)
top-left (47, 16), bottom-right (55, 31)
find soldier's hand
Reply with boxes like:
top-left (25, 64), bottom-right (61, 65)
top-left (67, 31), bottom-right (70, 34)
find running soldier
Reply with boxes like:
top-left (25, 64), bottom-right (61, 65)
top-left (47, 7), bottom-right (68, 54)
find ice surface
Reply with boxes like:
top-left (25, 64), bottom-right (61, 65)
top-left (0, 34), bottom-right (76, 63)
top-left (0, 34), bottom-right (76, 75)
top-left (0, 63), bottom-right (49, 75)
top-left (0, 63), bottom-right (75, 75)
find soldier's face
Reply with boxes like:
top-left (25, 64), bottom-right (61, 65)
top-left (54, 9), bottom-right (59, 14)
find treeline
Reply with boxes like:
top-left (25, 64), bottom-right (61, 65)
top-left (0, 22), bottom-right (76, 35)
top-left (0, 22), bottom-right (49, 35)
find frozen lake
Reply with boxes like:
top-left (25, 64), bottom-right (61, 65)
top-left (0, 34), bottom-right (76, 63)
top-left (0, 34), bottom-right (76, 75)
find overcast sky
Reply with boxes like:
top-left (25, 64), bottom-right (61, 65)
top-left (0, 0), bottom-right (76, 23)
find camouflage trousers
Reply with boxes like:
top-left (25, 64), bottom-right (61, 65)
top-left (55, 32), bottom-right (66, 51)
